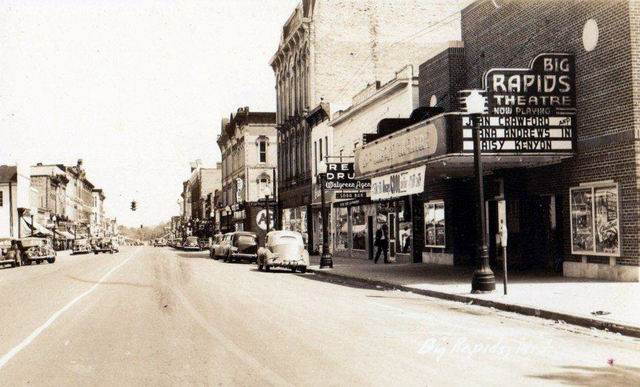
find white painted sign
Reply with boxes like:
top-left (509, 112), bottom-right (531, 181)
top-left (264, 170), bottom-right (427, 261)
top-left (371, 165), bottom-right (426, 201)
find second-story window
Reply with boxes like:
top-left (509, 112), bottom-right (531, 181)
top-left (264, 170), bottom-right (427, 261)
top-left (259, 140), bottom-right (267, 163)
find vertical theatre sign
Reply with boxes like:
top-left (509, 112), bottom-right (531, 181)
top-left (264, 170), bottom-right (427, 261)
top-left (462, 53), bottom-right (576, 153)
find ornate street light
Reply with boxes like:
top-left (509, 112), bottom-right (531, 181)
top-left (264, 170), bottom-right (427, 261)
top-left (464, 89), bottom-right (496, 293)
top-left (317, 161), bottom-right (333, 269)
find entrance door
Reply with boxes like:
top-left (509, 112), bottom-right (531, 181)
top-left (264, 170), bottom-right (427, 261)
top-left (388, 212), bottom-right (396, 259)
top-left (486, 200), bottom-right (506, 266)
top-left (527, 195), bottom-right (561, 270)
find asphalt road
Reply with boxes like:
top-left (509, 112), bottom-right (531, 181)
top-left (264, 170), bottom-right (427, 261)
top-left (0, 246), bottom-right (638, 386)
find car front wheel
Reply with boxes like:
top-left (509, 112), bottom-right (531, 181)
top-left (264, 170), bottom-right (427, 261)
top-left (47, 258), bottom-right (55, 264)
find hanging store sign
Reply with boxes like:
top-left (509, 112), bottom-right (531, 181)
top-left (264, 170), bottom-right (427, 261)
top-left (371, 165), bottom-right (425, 201)
top-left (461, 53), bottom-right (576, 153)
top-left (355, 118), bottom-right (447, 176)
top-left (323, 162), bottom-right (371, 191)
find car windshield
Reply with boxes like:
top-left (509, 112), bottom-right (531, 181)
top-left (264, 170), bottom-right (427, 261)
top-left (21, 239), bottom-right (43, 248)
top-left (236, 235), bottom-right (256, 245)
top-left (186, 237), bottom-right (198, 243)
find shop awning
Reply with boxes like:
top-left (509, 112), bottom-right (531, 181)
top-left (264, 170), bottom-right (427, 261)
top-left (54, 230), bottom-right (75, 240)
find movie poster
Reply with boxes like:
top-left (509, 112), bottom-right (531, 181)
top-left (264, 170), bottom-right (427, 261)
top-left (570, 188), bottom-right (593, 253)
top-left (594, 186), bottom-right (620, 255)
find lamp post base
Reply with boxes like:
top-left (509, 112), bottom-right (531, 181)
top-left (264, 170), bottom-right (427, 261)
top-left (471, 269), bottom-right (496, 293)
top-left (319, 252), bottom-right (333, 269)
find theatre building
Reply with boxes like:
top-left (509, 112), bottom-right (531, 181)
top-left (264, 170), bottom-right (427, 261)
top-left (355, 0), bottom-right (640, 281)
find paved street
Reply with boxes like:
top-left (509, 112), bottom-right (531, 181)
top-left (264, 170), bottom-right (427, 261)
top-left (0, 246), bottom-right (638, 386)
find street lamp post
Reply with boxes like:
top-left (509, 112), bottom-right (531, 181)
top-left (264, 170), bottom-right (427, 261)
top-left (52, 215), bottom-right (57, 251)
top-left (465, 90), bottom-right (496, 293)
top-left (317, 163), bottom-right (333, 269)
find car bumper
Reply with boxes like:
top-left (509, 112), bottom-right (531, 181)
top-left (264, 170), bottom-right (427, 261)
top-left (265, 258), bottom-right (308, 268)
top-left (183, 246), bottom-right (200, 251)
top-left (232, 253), bottom-right (257, 261)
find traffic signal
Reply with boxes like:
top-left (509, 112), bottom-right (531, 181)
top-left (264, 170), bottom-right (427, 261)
top-left (131, 200), bottom-right (137, 211)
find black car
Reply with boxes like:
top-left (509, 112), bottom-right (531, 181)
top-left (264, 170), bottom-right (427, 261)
top-left (223, 232), bottom-right (258, 263)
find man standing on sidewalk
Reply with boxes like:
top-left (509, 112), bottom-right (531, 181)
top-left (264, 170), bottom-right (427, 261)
top-left (374, 224), bottom-right (389, 264)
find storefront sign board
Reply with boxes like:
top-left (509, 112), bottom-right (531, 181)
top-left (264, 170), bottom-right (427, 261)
top-left (371, 165), bottom-right (426, 201)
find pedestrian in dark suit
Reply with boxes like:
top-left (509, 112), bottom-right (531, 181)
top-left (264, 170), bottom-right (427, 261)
top-left (374, 224), bottom-right (389, 264)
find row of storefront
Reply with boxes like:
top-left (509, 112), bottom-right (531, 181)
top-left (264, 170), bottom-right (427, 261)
top-left (277, 0), bottom-right (640, 281)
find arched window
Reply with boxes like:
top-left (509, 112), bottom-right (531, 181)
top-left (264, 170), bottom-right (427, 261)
top-left (257, 173), bottom-right (272, 198)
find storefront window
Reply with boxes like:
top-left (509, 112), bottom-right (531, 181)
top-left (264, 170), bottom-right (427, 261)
top-left (570, 184), bottom-right (620, 256)
top-left (424, 201), bottom-right (445, 248)
top-left (352, 206), bottom-right (366, 250)
top-left (398, 199), bottom-right (412, 253)
top-left (335, 207), bottom-right (349, 251)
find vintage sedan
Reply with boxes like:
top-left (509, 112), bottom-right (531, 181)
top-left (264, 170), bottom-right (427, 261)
top-left (93, 237), bottom-right (117, 254)
top-left (257, 230), bottom-right (309, 273)
top-left (208, 234), bottom-right (224, 258)
top-left (223, 232), bottom-right (258, 263)
top-left (0, 238), bottom-right (20, 267)
top-left (198, 238), bottom-right (210, 250)
top-left (212, 233), bottom-right (233, 259)
top-left (182, 236), bottom-right (201, 251)
top-left (17, 237), bottom-right (56, 265)
top-left (72, 238), bottom-right (92, 255)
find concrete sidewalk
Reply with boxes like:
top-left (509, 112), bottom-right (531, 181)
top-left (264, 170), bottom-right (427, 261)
top-left (309, 254), bottom-right (640, 337)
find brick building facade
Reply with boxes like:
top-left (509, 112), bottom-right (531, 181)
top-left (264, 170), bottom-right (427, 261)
top-left (403, 0), bottom-right (640, 281)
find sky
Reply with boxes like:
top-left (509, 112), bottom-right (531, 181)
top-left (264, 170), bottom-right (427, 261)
top-left (0, 0), bottom-right (299, 227)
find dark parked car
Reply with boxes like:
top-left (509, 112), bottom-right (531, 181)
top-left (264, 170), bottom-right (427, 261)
top-left (182, 236), bottom-right (201, 251)
top-left (223, 232), bottom-right (258, 263)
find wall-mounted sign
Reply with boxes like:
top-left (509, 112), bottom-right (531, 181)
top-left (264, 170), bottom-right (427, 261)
top-left (371, 165), bottom-right (425, 201)
top-left (255, 209), bottom-right (275, 231)
top-left (355, 117), bottom-right (448, 176)
top-left (323, 162), bottom-right (371, 191)
top-left (336, 192), bottom-right (366, 200)
top-left (461, 53), bottom-right (576, 153)
top-left (235, 178), bottom-right (244, 203)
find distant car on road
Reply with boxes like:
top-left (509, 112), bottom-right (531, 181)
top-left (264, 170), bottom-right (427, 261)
top-left (223, 232), bottom-right (258, 263)
top-left (199, 238), bottom-right (210, 250)
top-left (17, 237), bottom-right (56, 265)
top-left (257, 230), bottom-right (308, 273)
top-left (72, 238), bottom-right (92, 255)
top-left (182, 236), bottom-right (201, 251)
top-left (93, 237), bottom-right (117, 254)
top-left (154, 238), bottom-right (167, 247)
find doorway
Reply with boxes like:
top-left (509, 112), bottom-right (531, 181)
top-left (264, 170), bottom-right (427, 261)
top-left (388, 212), bottom-right (396, 259)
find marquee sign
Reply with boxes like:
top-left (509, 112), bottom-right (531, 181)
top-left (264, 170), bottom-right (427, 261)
top-left (461, 53), bottom-right (576, 153)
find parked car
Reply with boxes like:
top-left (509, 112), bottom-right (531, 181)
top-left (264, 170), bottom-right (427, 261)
top-left (182, 236), bottom-right (201, 251)
top-left (72, 238), bottom-right (92, 255)
top-left (212, 233), bottom-right (233, 259)
top-left (110, 237), bottom-right (120, 253)
top-left (223, 232), bottom-right (258, 263)
top-left (0, 238), bottom-right (20, 267)
top-left (208, 234), bottom-right (224, 258)
top-left (155, 238), bottom-right (167, 247)
top-left (257, 230), bottom-right (309, 273)
top-left (17, 237), bottom-right (56, 265)
top-left (199, 238), bottom-right (210, 250)
top-left (93, 237), bottom-right (117, 254)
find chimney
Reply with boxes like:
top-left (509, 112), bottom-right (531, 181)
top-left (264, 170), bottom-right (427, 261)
top-left (77, 159), bottom-right (83, 169)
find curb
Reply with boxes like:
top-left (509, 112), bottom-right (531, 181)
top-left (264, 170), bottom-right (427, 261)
top-left (307, 267), bottom-right (640, 339)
